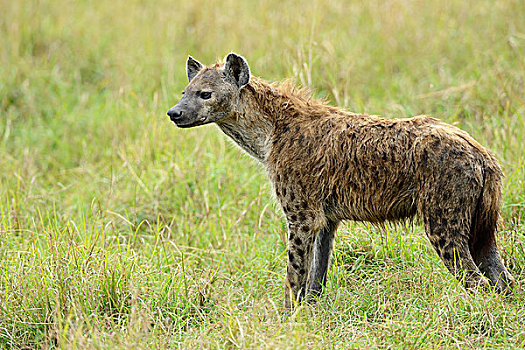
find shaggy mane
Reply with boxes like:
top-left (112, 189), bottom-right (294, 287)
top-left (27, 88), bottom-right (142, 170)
top-left (245, 76), bottom-right (341, 120)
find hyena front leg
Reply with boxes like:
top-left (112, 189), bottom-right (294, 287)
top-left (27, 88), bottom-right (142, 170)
top-left (306, 219), bottom-right (339, 300)
top-left (284, 208), bottom-right (322, 309)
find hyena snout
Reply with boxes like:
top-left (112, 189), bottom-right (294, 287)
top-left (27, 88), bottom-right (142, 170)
top-left (167, 106), bottom-right (183, 122)
top-left (167, 101), bottom-right (208, 128)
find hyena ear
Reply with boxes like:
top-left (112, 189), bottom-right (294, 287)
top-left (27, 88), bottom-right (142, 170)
top-left (224, 53), bottom-right (250, 89)
top-left (187, 56), bottom-right (204, 82)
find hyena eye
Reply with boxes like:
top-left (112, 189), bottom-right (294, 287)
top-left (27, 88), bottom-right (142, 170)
top-left (199, 91), bottom-right (212, 100)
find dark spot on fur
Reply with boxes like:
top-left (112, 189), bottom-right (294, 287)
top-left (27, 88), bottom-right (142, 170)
top-left (301, 201), bottom-right (308, 209)
top-left (290, 214), bottom-right (297, 221)
top-left (299, 268), bottom-right (306, 275)
top-left (301, 225), bottom-right (310, 232)
top-left (231, 130), bottom-right (242, 141)
top-left (290, 192), bottom-right (295, 201)
top-left (282, 187), bottom-right (287, 196)
top-left (276, 189), bottom-right (280, 197)
top-left (292, 263), bottom-right (300, 270)
top-left (297, 248), bottom-right (304, 257)
top-left (298, 212), bottom-right (306, 221)
top-left (294, 237), bottom-right (302, 246)
top-left (288, 251), bottom-right (295, 262)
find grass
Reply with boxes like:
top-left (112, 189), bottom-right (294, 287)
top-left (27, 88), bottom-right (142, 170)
top-left (1, 0), bottom-right (525, 348)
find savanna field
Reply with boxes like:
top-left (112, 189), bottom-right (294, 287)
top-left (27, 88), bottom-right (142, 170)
top-left (1, 0), bottom-right (525, 348)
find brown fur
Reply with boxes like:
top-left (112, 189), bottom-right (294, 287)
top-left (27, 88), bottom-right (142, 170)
top-left (167, 53), bottom-right (515, 309)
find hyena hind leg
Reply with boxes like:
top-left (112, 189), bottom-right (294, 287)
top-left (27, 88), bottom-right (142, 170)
top-left (470, 228), bottom-right (515, 294)
top-left (434, 237), bottom-right (490, 291)
top-left (425, 214), bottom-right (490, 291)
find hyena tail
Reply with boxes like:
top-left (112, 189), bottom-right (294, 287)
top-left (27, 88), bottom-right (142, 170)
top-left (469, 160), bottom-right (514, 293)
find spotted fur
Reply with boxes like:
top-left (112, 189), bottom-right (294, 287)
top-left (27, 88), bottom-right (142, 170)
top-left (167, 53), bottom-right (515, 309)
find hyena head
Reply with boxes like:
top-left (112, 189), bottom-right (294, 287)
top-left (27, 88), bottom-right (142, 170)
top-left (167, 53), bottom-right (250, 128)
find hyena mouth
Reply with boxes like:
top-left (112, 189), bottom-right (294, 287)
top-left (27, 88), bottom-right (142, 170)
top-left (176, 116), bottom-right (208, 128)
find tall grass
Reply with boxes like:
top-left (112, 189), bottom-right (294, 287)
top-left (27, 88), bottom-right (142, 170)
top-left (1, 0), bottom-right (524, 348)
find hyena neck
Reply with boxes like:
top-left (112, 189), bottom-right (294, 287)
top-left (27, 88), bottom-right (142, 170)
top-left (216, 77), bottom-right (331, 163)
top-left (216, 79), bottom-right (278, 163)
top-left (216, 114), bottom-right (272, 162)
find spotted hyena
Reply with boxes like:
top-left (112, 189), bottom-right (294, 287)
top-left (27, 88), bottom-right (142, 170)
top-left (167, 53), bottom-right (514, 308)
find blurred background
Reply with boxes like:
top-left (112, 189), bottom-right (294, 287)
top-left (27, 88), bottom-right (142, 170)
top-left (1, 0), bottom-right (524, 347)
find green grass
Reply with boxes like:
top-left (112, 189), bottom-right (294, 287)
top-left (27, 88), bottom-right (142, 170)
top-left (1, 0), bottom-right (525, 348)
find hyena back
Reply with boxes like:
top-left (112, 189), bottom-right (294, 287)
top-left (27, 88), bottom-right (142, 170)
top-left (167, 53), bottom-right (514, 308)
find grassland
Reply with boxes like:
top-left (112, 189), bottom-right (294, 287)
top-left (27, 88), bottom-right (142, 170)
top-left (1, 0), bottom-right (525, 348)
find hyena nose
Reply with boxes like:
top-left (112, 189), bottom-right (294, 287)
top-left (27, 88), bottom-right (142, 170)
top-left (167, 108), bottom-right (183, 121)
